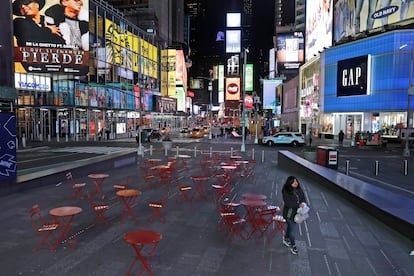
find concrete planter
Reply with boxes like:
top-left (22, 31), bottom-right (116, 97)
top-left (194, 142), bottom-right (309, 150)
top-left (162, 141), bottom-right (173, 151)
top-left (303, 151), bottom-right (317, 163)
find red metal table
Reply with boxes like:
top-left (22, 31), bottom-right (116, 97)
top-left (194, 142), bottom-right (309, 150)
top-left (49, 206), bottom-right (82, 250)
top-left (124, 229), bottom-right (162, 276)
top-left (88, 173), bottom-right (109, 199)
top-left (116, 189), bottom-right (142, 224)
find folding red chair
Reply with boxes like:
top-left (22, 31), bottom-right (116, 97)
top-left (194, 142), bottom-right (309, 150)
top-left (217, 202), bottom-right (246, 241)
top-left (173, 177), bottom-right (193, 202)
top-left (248, 206), bottom-right (278, 242)
top-left (148, 191), bottom-right (170, 223)
top-left (86, 191), bottom-right (110, 227)
top-left (28, 204), bottom-right (60, 252)
top-left (113, 176), bottom-right (130, 190)
top-left (190, 175), bottom-right (210, 200)
top-left (139, 165), bottom-right (156, 188)
top-left (268, 205), bottom-right (286, 242)
top-left (65, 172), bottom-right (86, 201)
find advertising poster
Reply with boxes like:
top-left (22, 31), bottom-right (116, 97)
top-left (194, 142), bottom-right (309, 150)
top-left (225, 77), bottom-right (240, 101)
top-left (334, 0), bottom-right (414, 43)
top-left (0, 113), bottom-right (17, 182)
top-left (305, 0), bottom-right (333, 61)
top-left (12, 0), bottom-right (89, 74)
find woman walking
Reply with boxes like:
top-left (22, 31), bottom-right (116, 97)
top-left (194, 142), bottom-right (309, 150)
top-left (282, 176), bottom-right (307, 255)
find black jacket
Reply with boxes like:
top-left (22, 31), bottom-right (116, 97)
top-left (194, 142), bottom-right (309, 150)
top-left (282, 187), bottom-right (306, 221)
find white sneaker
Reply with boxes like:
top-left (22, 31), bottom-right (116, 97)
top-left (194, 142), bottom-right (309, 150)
top-left (283, 238), bottom-right (291, 247)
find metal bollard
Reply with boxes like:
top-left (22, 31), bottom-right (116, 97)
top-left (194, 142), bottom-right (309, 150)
top-left (164, 146), bottom-right (168, 156)
top-left (150, 145), bottom-right (153, 156)
top-left (231, 147), bottom-right (233, 156)
top-left (176, 146), bottom-right (179, 157)
top-left (345, 160), bottom-right (349, 175)
top-left (404, 160), bottom-right (408, 176)
top-left (252, 148), bottom-right (255, 160)
top-left (194, 146), bottom-right (197, 158)
top-left (262, 150), bottom-right (265, 163)
top-left (374, 160), bottom-right (379, 176)
top-left (209, 146), bottom-right (212, 158)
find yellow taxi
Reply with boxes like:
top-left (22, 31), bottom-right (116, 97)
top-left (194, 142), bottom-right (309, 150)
top-left (189, 128), bottom-right (204, 138)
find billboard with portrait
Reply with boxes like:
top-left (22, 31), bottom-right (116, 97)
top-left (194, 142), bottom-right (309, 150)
top-left (334, 0), bottom-right (414, 43)
top-left (305, 0), bottom-right (333, 61)
top-left (12, 0), bottom-right (89, 74)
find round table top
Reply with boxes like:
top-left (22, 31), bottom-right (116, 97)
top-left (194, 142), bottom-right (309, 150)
top-left (88, 173), bottom-right (109, 179)
top-left (50, 206), bottom-right (83, 217)
top-left (242, 193), bottom-right (267, 201)
top-left (124, 230), bottom-right (162, 245)
top-left (116, 189), bottom-right (142, 197)
top-left (240, 199), bottom-right (267, 207)
top-left (235, 160), bottom-right (249, 165)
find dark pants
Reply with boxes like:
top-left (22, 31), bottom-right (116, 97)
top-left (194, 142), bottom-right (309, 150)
top-left (285, 220), bottom-right (297, 246)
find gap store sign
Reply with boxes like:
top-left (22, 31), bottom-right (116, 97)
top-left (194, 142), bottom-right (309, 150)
top-left (337, 55), bottom-right (370, 97)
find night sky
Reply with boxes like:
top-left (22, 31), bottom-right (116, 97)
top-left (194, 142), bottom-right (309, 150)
top-left (189, 0), bottom-right (275, 88)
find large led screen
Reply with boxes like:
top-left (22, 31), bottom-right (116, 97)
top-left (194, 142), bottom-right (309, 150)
top-left (276, 32), bottom-right (304, 71)
top-left (263, 79), bottom-right (283, 114)
top-left (305, 0), bottom-right (333, 61)
top-left (334, 0), bottom-right (414, 43)
top-left (226, 30), bottom-right (241, 53)
top-left (12, 0), bottom-right (89, 75)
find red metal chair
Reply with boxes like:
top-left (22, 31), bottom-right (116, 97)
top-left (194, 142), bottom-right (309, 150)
top-left (268, 205), bottom-right (286, 242)
top-left (248, 206), bottom-right (278, 242)
top-left (217, 202), bottom-right (246, 241)
top-left (148, 190), bottom-right (170, 224)
top-left (173, 177), bottom-right (193, 202)
top-left (113, 176), bottom-right (130, 190)
top-left (65, 172), bottom-right (86, 201)
top-left (28, 204), bottom-right (60, 252)
top-left (86, 191), bottom-right (110, 227)
top-left (190, 175), bottom-right (210, 200)
top-left (139, 165), bottom-right (156, 188)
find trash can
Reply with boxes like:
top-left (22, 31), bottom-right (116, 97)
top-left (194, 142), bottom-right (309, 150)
top-left (140, 129), bottom-right (149, 143)
top-left (316, 146), bottom-right (338, 169)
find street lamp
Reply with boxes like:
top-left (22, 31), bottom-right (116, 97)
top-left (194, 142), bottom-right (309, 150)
top-left (254, 94), bottom-right (261, 144)
top-left (137, 84), bottom-right (144, 156)
top-left (208, 76), bottom-right (213, 140)
top-left (241, 48), bottom-right (249, 152)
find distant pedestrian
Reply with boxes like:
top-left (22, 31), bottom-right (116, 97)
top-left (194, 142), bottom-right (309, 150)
top-left (338, 130), bottom-right (345, 146)
top-left (282, 175), bottom-right (307, 255)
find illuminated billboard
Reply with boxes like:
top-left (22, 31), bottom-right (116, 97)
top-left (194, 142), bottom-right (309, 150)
top-left (263, 79), bottom-right (283, 114)
top-left (334, 0), bottom-right (414, 43)
top-left (227, 13), bottom-right (241, 27)
top-left (276, 32), bottom-right (304, 71)
top-left (12, 0), bottom-right (89, 74)
top-left (226, 30), bottom-right (241, 53)
top-left (225, 77), bottom-right (240, 101)
top-left (305, 0), bottom-right (333, 61)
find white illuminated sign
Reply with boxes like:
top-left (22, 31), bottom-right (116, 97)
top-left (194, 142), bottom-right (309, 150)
top-left (226, 13), bottom-right (241, 28)
top-left (14, 73), bottom-right (51, 92)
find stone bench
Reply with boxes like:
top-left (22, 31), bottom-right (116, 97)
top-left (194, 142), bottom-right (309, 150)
top-left (278, 150), bottom-right (414, 240)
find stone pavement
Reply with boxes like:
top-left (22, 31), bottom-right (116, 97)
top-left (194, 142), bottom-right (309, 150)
top-left (2, 139), bottom-right (414, 275)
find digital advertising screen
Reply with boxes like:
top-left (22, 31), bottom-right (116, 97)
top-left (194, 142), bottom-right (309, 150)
top-left (334, 0), bottom-right (414, 43)
top-left (276, 32), bottom-right (304, 71)
top-left (305, 0), bottom-right (333, 61)
top-left (12, 0), bottom-right (89, 75)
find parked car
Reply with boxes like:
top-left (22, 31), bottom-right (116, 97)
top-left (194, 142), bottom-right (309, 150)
top-left (189, 128), bottom-right (204, 138)
top-left (262, 132), bottom-right (305, 147)
top-left (148, 129), bottom-right (162, 141)
top-left (160, 127), bottom-right (171, 136)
